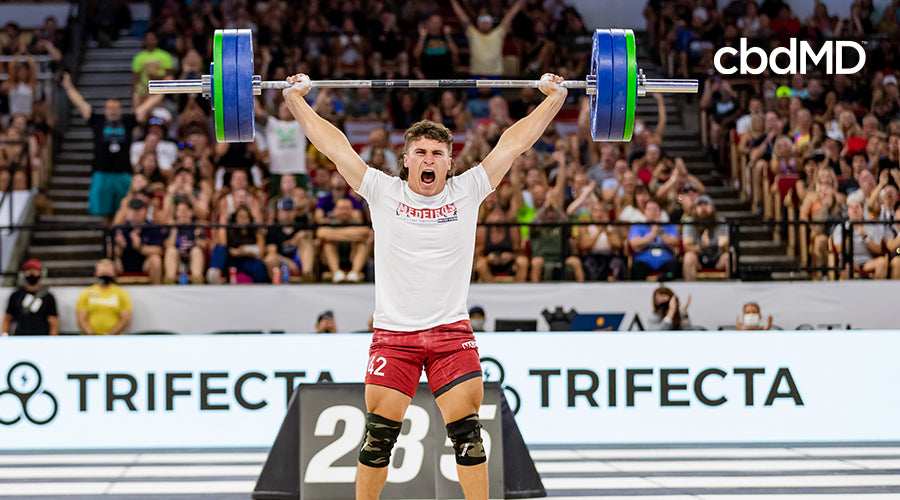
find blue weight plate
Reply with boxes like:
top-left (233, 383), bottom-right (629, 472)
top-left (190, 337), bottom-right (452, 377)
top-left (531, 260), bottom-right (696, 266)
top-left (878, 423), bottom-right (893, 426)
top-left (609, 29), bottom-right (629, 142)
top-left (590, 30), bottom-right (614, 142)
top-left (236, 29), bottom-right (255, 142)
top-left (221, 29), bottom-right (241, 142)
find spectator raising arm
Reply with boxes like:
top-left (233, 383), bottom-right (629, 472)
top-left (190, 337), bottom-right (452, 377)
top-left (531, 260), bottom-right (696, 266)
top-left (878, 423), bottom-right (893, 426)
top-left (282, 74), bottom-right (367, 191)
top-left (498, 0), bottom-right (526, 33)
top-left (482, 74), bottom-right (567, 188)
top-left (448, 0), bottom-right (472, 28)
top-left (61, 73), bottom-right (91, 120)
top-left (61, 72), bottom-right (164, 122)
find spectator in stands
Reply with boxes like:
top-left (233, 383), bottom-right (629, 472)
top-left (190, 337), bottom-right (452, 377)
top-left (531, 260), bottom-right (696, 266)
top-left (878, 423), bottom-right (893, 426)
top-left (652, 157), bottom-right (705, 219)
top-left (887, 205), bottom-right (900, 279)
top-left (529, 202), bottom-right (584, 282)
top-left (334, 18), bottom-right (367, 78)
top-left (209, 204), bottom-right (269, 284)
top-left (2, 259), bottom-right (58, 336)
top-left (0, 126), bottom-right (36, 191)
top-left (700, 75), bottom-right (740, 167)
top-left (801, 168), bottom-right (843, 272)
top-left (360, 128), bottom-right (398, 175)
top-left (260, 99), bottom-right (311, 191)
top-left (682, 195), bottom-right (729, 281)
top-left (163, 199), bottom-right (207, 284)
top-left (423, 90), bottom-right (471, 132)
top-left (835, 196), bottom-right (888, 279)
top-left (164, 166), bottom-right (210, 222)
top-left (131, 31), bottom-right (174, 105)
top-left (370, 11), bottom-right (408, 79)
top-left (870, 171), bottom-right (900, 219)
top-left (130, 121), bottom-right (178, 173)
top-left (317, 198), bottom-right (370, 283)
top-left (315, 310), bottom-right (337, 333)
top-left (61, 73), bottom-right (161, 225)
top-left (839, 151), bottom-right (869, 197)
top-left (449, 0), bottom-right (524, 77)
top-left (392, 91), bottom-right (425, 130)
top-left (413, 14), bottom-right (458, 79)
top-left (316, 171), bottom-right (364, 223)
top-left (647, 286), bottom-right (693, 331)
top-left (76, 259), bottom-right (132, 335)
top-left (467, 306), bottom-right (486, 332)
top-left (474, 207), bottom-right (528, 282)
top-left (579, 201), bottom-right (625, 281)
top-left (133, 150), bottom-right (167, 190)
top-left (344, 87), bottom-right (389, 122)
top-left (879, 134), bottom-right (900, 189)
top-left (265, 198), bottom-right (314, 283)
top-left (587, 144), bottom-right (619, 186)
top-left (619, 184), bottom-right (670, 223)
top-left (112, 198), bottom-right (165, 285)
top-left (2, 52), bottom-right (37, 119)
top-left (735, 302), bottom-right (773, 330)
top-left (566, 174), bottom-right (598, 219)
top-left (628, 200), bottom-right (680, 281)
top-left (215, 171), bottom-right (265, 223)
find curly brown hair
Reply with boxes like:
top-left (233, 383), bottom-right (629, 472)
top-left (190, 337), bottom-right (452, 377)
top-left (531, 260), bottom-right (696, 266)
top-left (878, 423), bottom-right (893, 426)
top-left (397, 120), bottom-right (454, 181)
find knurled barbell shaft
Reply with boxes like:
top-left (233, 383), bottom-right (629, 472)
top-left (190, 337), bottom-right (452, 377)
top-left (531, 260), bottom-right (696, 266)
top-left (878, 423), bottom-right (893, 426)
top-left (147, 77), bottom-right (698, 95)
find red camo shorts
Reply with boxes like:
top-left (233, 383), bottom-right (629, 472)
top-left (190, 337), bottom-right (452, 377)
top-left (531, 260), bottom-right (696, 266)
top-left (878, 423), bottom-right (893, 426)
top-left (364, 319), bottom-right (482, 398)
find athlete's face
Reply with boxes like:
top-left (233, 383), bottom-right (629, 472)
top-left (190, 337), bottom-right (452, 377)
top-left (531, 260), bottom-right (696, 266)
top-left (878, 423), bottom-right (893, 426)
top-left (404, 137), bottom-right (451, 197)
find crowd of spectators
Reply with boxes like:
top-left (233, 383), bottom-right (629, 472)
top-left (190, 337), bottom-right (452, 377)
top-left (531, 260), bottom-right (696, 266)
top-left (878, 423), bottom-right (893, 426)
top-left (0, 17), bottom-right (63, 195)
top-left (46, 0), bottom-right (739, 286)
top-left (652, 0), bottom-right (900, 279)
top-left (10, 0), bottom-right (900, 285)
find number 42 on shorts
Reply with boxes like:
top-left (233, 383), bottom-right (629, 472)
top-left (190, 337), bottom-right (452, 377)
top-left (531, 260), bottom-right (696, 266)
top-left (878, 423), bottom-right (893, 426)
top-left (367, 356), bottom-right (387, 376)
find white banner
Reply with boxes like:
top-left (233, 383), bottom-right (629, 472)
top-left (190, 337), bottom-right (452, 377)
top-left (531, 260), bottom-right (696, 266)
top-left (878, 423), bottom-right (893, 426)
top-left (1, 331), bottom-right (898, 449)
top-left (2, 281), bottom-right (895, 335)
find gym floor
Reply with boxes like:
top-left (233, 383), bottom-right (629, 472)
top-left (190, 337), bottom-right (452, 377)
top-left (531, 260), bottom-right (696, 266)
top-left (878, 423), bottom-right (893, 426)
top-left (2, 443), bottom-right (900, 499)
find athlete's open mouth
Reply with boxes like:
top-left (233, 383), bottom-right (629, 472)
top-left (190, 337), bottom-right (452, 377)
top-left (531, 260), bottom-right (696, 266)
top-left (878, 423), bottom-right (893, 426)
top-left (421, 170), bottom-right (435, 184)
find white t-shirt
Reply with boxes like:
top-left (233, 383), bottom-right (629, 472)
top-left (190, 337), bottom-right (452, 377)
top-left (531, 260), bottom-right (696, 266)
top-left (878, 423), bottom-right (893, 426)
top-left (357, 165), bottom-right (494, 331)
top-left (264, 118), bottom-right (308, 175)
top-left (130, 140), bottom-right (178, 171)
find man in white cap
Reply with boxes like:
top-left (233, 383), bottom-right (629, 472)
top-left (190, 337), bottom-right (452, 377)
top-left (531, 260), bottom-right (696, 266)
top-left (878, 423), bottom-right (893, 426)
top-left (449, 0), bottom-right (525, 77)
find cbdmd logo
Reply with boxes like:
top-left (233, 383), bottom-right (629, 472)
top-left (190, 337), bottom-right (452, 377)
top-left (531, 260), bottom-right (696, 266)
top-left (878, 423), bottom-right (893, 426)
top-left (715, 38), bottom-right (866, 75)
top-left (0, 361), bottom-right (58, 425)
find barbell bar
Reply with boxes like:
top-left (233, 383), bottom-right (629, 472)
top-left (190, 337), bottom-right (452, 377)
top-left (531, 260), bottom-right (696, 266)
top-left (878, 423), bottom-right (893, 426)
top-left (148, 28), bottom-right (698, 143)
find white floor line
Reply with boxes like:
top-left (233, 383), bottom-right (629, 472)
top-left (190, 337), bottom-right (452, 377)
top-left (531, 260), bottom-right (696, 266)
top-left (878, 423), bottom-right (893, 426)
top-left (653, 474), bottom-right (900, 488)
top-left (608, 459), bottom-right (867, 472)
top-left (106, 480), bottom-right (256, 495)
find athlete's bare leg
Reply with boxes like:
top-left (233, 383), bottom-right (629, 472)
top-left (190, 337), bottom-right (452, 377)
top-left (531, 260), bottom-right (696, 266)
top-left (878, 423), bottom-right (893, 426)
top-left (435, 377), bottom-right (487, 500)
top-left (356, 384), bottom-right (411, 500)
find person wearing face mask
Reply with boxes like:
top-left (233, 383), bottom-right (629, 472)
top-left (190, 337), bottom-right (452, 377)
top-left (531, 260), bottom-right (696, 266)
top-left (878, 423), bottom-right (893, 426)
top-left (2, 260), bottom-right (58, 336)
top-left (468, 306), bottom-right (486, 332)
top-left (736, 302), bottom-right (773, 331)
top-left (75, 259), bottom-right (132, 335)
top-left (646, 287), bottom-right (694, 331)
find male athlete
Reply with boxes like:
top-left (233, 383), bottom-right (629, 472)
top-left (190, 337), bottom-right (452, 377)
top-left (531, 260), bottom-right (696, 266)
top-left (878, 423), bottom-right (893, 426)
top-left (283, 73), bottom-right (565, 499)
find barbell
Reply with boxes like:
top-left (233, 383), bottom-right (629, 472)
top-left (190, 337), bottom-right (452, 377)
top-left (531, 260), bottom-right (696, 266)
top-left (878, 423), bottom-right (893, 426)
top-left (148, 28), bottom-right (697, 143)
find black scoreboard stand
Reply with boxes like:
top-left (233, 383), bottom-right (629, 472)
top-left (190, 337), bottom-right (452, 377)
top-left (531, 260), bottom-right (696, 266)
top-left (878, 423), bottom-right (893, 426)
top-left (253, 382), bottom-right (545, 499)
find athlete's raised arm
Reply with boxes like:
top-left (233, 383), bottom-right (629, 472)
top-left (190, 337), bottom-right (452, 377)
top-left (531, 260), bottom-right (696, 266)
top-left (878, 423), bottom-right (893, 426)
top-left (481, 74), bottom-right (567, 188)
top-left (282, 74), bottom-right (367, 191)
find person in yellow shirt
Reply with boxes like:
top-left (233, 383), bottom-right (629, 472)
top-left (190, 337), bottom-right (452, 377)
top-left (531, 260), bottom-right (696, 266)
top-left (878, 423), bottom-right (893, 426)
top-left (449, 0), bottom-right (524, 77)
top-left (76, 259), bottom-right (132, 335)
top-left (131, 31), bottom-right (173, 103)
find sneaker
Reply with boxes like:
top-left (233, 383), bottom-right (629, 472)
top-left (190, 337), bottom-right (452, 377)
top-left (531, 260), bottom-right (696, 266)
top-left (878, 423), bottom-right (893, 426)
top-left (332, 270), bottom-right (347, 283)
top-left (346, 271), bottom-right (362, 282)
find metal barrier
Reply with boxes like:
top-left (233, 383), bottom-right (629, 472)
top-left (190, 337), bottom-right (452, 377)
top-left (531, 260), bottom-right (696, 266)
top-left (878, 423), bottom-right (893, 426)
top-left (2, 216), bottom-right (895, 282)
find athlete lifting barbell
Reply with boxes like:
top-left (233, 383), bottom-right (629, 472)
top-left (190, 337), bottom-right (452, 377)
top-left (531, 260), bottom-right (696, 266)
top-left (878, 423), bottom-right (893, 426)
top-left (149, 27), bottom-right (697, 500)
